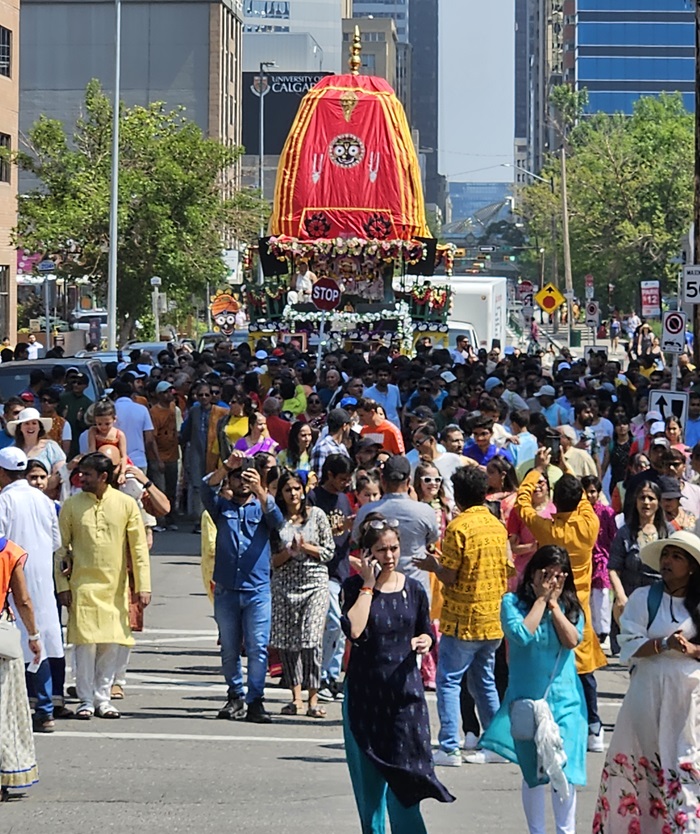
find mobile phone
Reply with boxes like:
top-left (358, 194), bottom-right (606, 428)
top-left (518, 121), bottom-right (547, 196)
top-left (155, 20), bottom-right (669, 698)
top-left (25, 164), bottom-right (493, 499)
top-left (545, 435), bottom-right (561, 465)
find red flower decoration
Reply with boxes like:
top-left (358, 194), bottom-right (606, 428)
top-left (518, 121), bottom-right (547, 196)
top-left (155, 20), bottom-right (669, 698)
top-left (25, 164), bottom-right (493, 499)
top-left (304, 212), bottom-right (332, 239)
top-left (363, 213), bottom-right (392, 240)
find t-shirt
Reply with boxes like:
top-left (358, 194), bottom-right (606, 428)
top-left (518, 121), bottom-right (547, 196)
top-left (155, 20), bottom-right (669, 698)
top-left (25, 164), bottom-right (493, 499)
top-left (115, 397), bottom-right (154, 468)
top-left (363, 384), bottom-right (402, 427)
top-left (150, 403), bottom-right (179, 462)
top-left (360, 420), bottom-right (405, 455)
top-left (307, 486), bottom-right (353, 583)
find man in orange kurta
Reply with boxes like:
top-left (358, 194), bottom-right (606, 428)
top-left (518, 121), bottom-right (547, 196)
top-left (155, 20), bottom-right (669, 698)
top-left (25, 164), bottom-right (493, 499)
top-left (516, 448), bottom-right (608, 752)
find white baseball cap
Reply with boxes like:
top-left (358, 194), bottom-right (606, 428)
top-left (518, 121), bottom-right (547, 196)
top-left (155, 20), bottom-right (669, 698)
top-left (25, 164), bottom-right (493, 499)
top-left (535, 384), bottom-right (556, 398)
top-left (0, 447), bottom-right (27, 471)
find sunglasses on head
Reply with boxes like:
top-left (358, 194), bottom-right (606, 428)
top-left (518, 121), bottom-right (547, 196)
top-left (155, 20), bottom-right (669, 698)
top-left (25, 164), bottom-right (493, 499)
top-left (368, 518), bottom-right (400, 531)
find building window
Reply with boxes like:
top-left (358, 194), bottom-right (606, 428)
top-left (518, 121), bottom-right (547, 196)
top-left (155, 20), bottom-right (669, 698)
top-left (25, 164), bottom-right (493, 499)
top-left (0, 134), bottom-right (10, 183)
top-left (0, 28), bottom-right (10, 77)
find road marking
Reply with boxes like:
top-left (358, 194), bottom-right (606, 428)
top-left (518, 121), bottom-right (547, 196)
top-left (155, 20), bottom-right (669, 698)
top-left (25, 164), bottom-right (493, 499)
top-left (141, 628), bottom-right (218, 636)
top-left (137, 636), bottom-right (219, 644)
top-left (43, 731), bottom-right (345, 744)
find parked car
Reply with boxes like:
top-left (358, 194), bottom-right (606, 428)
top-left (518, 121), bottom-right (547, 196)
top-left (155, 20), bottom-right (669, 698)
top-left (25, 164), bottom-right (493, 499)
top-left (0, 358), bottom-right (107, 403)
top-left (121, 341), bottom-right (180, 364)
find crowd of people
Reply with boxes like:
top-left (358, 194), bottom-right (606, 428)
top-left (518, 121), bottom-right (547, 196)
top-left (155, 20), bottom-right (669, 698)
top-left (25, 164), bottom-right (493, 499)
top-left (0, 332), bottom-right (699, 833)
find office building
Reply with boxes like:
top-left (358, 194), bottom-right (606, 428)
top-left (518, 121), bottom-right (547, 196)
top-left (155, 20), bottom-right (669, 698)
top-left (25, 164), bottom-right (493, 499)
top-left (353, 0), bottom-right (409, 42)
top-left (573, 0), bottom-right (694, 114)
top-left (0, 0), bottom-right (19, 342)
top-left (514, 0), bottom-right (528, 175)
top-left (409, 0), bottom-right (440, 206)
top-left (342, 18), bottom-right (398, 91)
top-left (21, 0), bottom-right (244, 151)
top-left (243, 0), bottom-right (350, 73)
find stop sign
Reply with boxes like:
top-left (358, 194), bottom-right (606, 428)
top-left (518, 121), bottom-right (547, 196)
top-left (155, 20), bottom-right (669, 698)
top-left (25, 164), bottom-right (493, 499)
top-left (311, 277), bottom-right (342, 311)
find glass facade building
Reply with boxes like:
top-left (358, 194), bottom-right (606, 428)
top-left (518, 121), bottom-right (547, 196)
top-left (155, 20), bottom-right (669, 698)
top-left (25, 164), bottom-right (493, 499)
top-left (575, 0), bottom-right (694, 114)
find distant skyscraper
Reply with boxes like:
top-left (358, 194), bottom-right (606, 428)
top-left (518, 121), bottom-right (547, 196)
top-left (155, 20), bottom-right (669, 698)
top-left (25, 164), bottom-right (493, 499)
top-left (514, 0), bottom-right (529, 176)
top-left (353, 0), bottom-right (409, 42)
top-left (573, 0), bottom-right (694, 114)
top-left (409, 0), bottom-right (440, 205)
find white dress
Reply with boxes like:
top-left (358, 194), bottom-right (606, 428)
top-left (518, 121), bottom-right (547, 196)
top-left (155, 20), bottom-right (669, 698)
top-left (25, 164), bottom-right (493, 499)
top-left (593, 586), bottom-right (700, 834)
top-left (0, 480), bottom-right (63, 663)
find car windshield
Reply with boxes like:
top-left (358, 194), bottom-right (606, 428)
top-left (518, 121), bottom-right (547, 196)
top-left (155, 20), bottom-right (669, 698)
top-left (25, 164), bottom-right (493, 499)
top-left (0, 362), bottom-right (105, 402)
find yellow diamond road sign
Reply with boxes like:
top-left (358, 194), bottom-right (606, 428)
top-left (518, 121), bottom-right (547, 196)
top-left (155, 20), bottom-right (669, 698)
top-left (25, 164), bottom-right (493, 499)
top-left (534, 282), bottom-right (566, 313)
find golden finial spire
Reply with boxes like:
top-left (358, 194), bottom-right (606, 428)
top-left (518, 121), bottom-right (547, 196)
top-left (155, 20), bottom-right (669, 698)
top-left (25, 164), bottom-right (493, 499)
top-left (349, 25), bottom-right (362, 75)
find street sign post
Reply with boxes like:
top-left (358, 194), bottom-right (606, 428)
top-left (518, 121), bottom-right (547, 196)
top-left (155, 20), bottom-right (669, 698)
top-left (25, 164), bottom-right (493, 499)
top-left (312, 277), bottom-right (342, 372)
top-left (37, 259), bottom-right (55, 273)
top-left (648, 390), bottom-right (689, 428)
top-left (534, 282), bottom-right (565, 315)
top-left (683, 265), bottom-right (700, 303)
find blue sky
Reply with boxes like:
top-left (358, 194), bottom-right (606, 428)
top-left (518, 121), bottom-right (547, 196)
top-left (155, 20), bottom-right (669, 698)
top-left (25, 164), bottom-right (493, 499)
top-left (438, 0), bottom-right (515, 183)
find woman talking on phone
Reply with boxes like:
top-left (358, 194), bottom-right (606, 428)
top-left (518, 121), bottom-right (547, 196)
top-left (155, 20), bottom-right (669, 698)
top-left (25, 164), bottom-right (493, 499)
top-left (341, 513), bottom-right (454, 833)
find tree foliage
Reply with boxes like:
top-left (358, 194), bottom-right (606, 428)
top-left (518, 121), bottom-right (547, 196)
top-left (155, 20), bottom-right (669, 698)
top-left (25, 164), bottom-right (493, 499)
top-left (12, 80), bottom-right (267, 338)
top-left (519, 93), bottom-right (693, 307)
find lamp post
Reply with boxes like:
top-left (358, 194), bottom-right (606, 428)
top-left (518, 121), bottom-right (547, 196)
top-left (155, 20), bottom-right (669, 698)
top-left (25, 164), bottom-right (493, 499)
top-left (694, 2), bottom-right (700, 366)
top-left (106, 0), bottom-right (122, 350)
top-left (151, 276), bottom-right (161, 340)
top-left (503, 161), bottom-right (572, 341)
top-left (258, 61), bottom-right (276, 285)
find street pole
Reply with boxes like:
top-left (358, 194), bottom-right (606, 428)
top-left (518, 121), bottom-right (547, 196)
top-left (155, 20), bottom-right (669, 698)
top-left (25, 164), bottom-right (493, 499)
top-left (151, 276), bottom-right (161, 341)
top-left (694, 2), bottom-right (700, 366)
top-left (44, 277), bottom-right (50, 347)
top-left (561, 145), bottom-right (574, 345)
top-left (258, 61), bottom-right (275, 286)
top-left (106, 0), bottom-right (121, 350)
top-left (316, 312), bottom-right (327, 375)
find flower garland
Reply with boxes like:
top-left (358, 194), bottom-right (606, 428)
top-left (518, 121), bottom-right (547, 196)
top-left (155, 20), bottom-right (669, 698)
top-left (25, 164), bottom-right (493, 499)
top-left (279, 301), bottom-right (415, 352)
top-left (268, 236), bottom-right (425, 265)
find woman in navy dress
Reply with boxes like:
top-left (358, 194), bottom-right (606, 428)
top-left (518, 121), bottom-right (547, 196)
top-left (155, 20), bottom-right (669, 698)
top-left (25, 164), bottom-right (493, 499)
top-left (341, 514), bottom-right (454, 833)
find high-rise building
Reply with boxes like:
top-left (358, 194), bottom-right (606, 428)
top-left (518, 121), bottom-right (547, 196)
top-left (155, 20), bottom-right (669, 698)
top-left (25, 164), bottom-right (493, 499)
top-left (514, 0), bottom-right (529, 177)
top-left (243, 0), bottom-right (348, 73)
top-left (342, 19), bottom-right (398, 89)
top-left (409, 0), bottom-right (440, 205)
top-left (353, 0), bottom-right (409, 42)
top-left (21, 0), bottom-right (243, 150)
top-left (0, 0), bottom-right (18, 342)
top-left (573, 0), bottom-right (694, 114)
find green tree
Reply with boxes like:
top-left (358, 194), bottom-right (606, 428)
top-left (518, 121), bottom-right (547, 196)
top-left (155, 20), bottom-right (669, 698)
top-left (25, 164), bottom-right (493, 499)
top-left (520, 93), bottom-right (693, 308)
top-left (11, 80), bottom-right (267, 339)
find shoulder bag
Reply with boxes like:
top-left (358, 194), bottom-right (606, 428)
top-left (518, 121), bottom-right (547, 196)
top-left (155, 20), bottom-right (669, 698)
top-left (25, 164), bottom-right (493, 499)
top-left (509, 646), bottom-right (564, 741)
top-left (0, 590), bottom-right (22, 661)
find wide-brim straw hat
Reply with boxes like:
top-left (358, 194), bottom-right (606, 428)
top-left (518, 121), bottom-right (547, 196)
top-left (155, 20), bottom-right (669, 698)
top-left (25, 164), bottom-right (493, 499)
top-left (640, 530), bottom-right (700, 572)
top-left (7, 407), bottom-right (53, 436)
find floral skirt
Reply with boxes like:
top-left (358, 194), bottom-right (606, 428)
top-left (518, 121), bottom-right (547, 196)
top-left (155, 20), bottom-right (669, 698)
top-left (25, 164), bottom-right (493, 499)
top-left (593, 655), bottom-right (700, 834)
top-left (0, 656), bottom-right (39, 789)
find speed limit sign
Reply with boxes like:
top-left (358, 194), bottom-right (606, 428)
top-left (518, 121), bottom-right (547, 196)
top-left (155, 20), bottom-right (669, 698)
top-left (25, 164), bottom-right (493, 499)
top-left (661, 310), bottom-right (687, 354)
top-left (684, 265), bottom-right (700, 303)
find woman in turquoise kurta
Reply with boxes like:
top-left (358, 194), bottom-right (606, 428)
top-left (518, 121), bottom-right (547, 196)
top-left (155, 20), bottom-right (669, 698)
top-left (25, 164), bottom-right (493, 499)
top-left (479, 546), bottom-right (588, 834)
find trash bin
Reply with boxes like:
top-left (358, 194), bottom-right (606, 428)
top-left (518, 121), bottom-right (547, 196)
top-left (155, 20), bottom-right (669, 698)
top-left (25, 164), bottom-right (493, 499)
top-left (570, 330), bottom-right (581, 348)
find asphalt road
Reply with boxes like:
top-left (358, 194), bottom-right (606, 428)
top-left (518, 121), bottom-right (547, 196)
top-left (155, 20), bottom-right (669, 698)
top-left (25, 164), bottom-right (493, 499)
top-left (0, 528), bottom-right (628, 834)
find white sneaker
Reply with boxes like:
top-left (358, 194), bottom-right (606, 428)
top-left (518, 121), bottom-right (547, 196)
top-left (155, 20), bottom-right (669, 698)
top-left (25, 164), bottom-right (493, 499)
top-left (461, 731), bottom-right (480, 751)
top-left (463, 750), bottom-right (508, 764)
top-left (588, 728), bottom-right (605, 753)
top-left (433, 748), bottom-right (462, 767)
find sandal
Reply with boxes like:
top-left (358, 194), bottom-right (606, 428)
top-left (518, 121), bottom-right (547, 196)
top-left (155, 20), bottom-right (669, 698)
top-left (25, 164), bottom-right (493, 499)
top-left (95, 704), bottom-right (120, 719)
top-left (306, 705), bottom-right (326, 719)
top-left (75, 709), bottom-right (93, 721)
top-left (111, 684), bottom-right (124, 700)
top-left (281, 702), bottom-right (302, 715)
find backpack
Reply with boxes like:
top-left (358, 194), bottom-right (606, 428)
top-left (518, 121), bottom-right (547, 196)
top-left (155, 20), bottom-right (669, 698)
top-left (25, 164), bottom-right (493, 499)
top-left (646, 581), bottom-right (664, 627)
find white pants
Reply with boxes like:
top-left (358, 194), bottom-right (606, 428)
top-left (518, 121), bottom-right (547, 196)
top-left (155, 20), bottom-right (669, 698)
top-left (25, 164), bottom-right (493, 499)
top-left (74, 643), bottom-right (121, 712)
top-left (591, 587), bottom-right (612, 636)
top-left (521, 782), bottom-right (577, 834)
top-left (113, 646), bottom-right (131, 687)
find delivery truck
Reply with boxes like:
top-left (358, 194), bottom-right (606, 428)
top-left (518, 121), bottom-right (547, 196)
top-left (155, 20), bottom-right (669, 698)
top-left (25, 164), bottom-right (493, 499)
top-left (448, 276), bottom-right (508, 350)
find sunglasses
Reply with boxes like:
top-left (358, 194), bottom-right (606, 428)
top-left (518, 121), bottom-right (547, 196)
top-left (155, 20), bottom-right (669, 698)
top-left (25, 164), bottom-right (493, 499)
top-left (418, 387), bottom-right (431, 392)
top-left (197, 392), bottom-right (212, 398)
top-left (40, 397), bottom-right (55, 403)
top-left (368, 518), bottom-right (400, 531)
top-left (420, 476), bottom-right (442, 485)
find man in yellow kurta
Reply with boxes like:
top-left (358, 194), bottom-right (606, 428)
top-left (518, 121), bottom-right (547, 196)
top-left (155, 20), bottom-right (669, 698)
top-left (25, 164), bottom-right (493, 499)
top-left (516, 447), bottom-right (608, 752)
top-left (55, 452), bottom-right (150, 720)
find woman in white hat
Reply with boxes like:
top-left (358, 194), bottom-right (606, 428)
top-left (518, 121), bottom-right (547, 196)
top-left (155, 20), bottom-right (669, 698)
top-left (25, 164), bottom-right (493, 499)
top-left (8, 408), bottom-right (65, 496)
top-left (593, 530), bottom-right (700, 833)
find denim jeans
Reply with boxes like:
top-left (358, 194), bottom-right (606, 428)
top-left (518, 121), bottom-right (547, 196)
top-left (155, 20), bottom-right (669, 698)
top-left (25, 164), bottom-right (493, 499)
top-left (436, 635), bottom-right (501, 753)
top-left (26, 658), bottom-right (53, 719)
top-left (214, 585), bottom-right (271, 704)
top-left (321, 579), bottom-right (345, 684)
